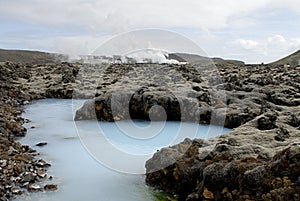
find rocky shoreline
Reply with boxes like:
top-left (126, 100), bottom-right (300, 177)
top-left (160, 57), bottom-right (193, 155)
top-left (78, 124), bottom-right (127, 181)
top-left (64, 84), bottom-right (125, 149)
top-left (0, 62), bottom-right (77, 200)
top-left (0, 60), bottom-right (299, 201)
top-left (144, 64), bottom-right (300, 201)
top-left (74, 63), bottom-right (300, 200)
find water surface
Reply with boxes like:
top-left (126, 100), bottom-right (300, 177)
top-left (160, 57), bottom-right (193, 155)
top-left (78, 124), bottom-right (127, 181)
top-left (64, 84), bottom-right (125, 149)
top-left (17, 99), bottom-right (231, 201)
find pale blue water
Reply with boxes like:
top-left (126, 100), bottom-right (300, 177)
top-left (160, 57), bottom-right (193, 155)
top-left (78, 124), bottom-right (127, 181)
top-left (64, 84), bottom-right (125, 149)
top-left (17, 99), bottom-right (231, 201)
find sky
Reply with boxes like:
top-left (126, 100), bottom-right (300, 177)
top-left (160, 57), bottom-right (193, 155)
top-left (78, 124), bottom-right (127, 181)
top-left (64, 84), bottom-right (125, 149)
top-left (0, 0), bottom-right (300, 63)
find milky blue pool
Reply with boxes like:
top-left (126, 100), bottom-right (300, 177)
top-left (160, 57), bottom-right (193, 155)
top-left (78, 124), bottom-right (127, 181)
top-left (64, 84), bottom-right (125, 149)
top-left (17, 99), bottom-right (231, 201)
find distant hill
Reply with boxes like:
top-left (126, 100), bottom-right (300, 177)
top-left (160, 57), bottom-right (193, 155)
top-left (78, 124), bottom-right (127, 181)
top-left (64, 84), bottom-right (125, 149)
top-left (271, 50), bottom-right (300, 66)
top-left (168, 53), bottom-right (211, 63)
top-left (0, 48), bottom-right (246, 66)
top-left (0, 49), bottom-right (67, 64)
top-left (168, 53), bottom-right (245, 66)
top-left (211, 57), bottom-right (245, 66)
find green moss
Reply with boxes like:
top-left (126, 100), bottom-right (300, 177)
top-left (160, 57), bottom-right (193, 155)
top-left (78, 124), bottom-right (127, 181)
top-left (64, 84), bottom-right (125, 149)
top-left (153, 191), bottom-right (177, 201)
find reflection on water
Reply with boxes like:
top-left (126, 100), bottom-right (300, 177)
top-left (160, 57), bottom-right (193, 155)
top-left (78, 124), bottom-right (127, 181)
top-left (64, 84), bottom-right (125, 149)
top-left (17, 99), bottom-right (230, 201)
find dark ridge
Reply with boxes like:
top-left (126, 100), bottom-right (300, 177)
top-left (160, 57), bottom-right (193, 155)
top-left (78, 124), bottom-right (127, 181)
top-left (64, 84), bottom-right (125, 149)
top-left (168, 53), bottom-right (245, 66)
top-left (0, 49), bottom-right (67, 64)
top-left (168, 53), bottom-right (211, 64)
top-left (270, 49), bottom-right (300, 67)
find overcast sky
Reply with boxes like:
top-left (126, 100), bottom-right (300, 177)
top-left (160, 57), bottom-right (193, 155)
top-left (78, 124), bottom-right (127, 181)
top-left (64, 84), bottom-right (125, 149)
top-left (1, 0), bottom-right (300, 63)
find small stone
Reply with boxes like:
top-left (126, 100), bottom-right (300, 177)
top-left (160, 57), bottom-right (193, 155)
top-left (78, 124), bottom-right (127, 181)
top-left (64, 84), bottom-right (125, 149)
top-left (24, 118), bottom-right (31, 123)
top-left (271, 177), bottom-right (282, 189)
top-left (214, 144), bottom-right (229, 152)
top-left (203, 187), bottom-right (214, 200)
top-left (36, 159), bottom-right (51, 168)
top-left (113, 116), bottom-right (122, 121)
top-left (20, 182), bottom-right (29, 188)
top-left (231, 189), bottom-right (239, 196)
top-left (8, 146), bottom-right (18, 154)
top-left (12, 188), bottom-right (23, 195)
top-left (187, 193), bottom-right (199, 200)
top-left (198, 151), bottom-right (212, 161)
top-left (21, 172), bottom-right (36, 182)
top-left (227, 138), bottom-right (238, 146)
top-left (23, 101), bottom-right (29, 105)
top-left (28, 184), bottom-right (42, 192)
top-left (274, 128), bottom-right (290, 141)
top-left (13, 164), bottom-right (22, 174)
top-left (221, 188), bottom-right (233, 200)
top-left (282, 176), bottom-right (292, 187)
top-left (192, 86), bottom-right (201, 91)
top-left (289, 114), bottom-right (300, 127)
top-left (221, 187), bottom-right (229, 194)
top-left (257, 115), bottom-right (277, 130)
top-left (44, 184), bottom-right (58, 191)
top-left (36, 169), bottom-right (47, 178)
top-left (262, 193), bottom-right (272, 201)
top-left (35, 142), bottom-right (47, 147)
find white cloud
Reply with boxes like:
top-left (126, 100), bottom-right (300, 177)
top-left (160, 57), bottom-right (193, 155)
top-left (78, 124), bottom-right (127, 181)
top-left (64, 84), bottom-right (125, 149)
top-left (231, 34), bottom-right (300, 63)
top-left (0, 0), bottom-right (272, 32)
top-left (234, 35), bottom-right (300, 52)
top-left (267, 34), bottom-right (287, 45)
top-left (235, 39), bottom-right (259, 50)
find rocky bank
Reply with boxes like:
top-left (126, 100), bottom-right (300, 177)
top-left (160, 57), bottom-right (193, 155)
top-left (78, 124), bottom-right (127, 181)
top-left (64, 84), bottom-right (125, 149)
top-left (74, 63), bottom-right (300, 200)
top-left (0, 61), bottom-right (133, 200)
top-left (144, 64), bottom-right (300, 201)
top-left (0, 62), bottom-right (79, 200)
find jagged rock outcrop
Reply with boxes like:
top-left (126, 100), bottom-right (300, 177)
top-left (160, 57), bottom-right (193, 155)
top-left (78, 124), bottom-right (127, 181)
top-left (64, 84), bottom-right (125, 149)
top-left (146, 113), bottom-right (300, 200)
top-left (72, 62), bottom-right (300, 200)
top-left (75, 64), bottom-right (300, 129)
top-left (75, 87), bottom-right (200, 122)
top-left (145, 64), bottom-right (300, 201)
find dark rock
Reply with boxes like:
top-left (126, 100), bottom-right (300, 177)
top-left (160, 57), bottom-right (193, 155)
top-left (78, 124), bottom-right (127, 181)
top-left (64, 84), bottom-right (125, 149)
top-left (197, 92), bottom-right (211, 105)
top-left (36, 169), bottom-right (47, 178)
top-left (21, 172), bottom-right (36, 183)
top-left (146, 145), bottom-right (300, 201)
top-left (214, 144), bottom-right (229, 152)
top-left (35, 142), bottom-right (47, 147)
top-left (289, 114), bottom-right (300, 127)
top-left (75, 87), bottom-right (200, 122)
top-left (44, 184), bottom-right (58, 191)
top-left (274, 128), bottom-right (290, 141)
top-left (257, 115), bottom-right (277, 130)
top-left (192, 86), bottom-right (201, 92)
top-left (36, 159), bottom-right (51, 168)
top-left (28, 184), bottom-right (42, 192)
top-left (62, 69), bottom-right (75, 83)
